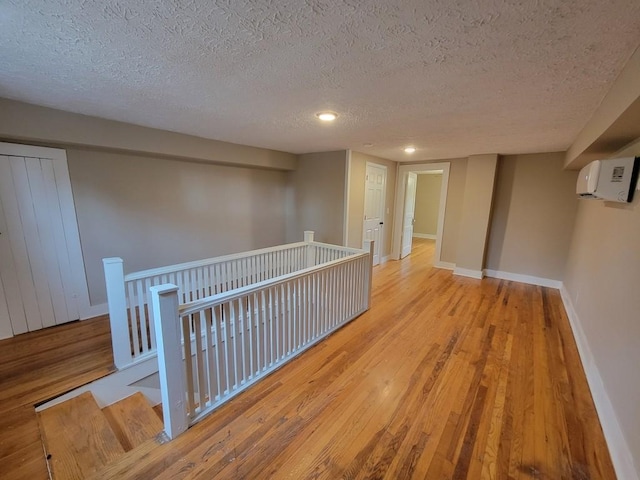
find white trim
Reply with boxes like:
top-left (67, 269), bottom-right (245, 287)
top-left (380, 255), bottom-right (390, 264)
top-left (483, 270), bottom-right (562, 289)
top-left (392, 163), bottom-right (450, 265)
top-left (0, 142), bottom-right (69, 159)
top-left (343, 150), bottom-right (352, 246)
top-left (413, 233), bottom-right (436, 240)
top-left (434, 261), bottom-right (456, 270)
top-left (80, 302), bottom-right (109, 320)
top-left (453, 267), bottom-right (484, 279)
top-left (560, 285), bottom-right (639, 480)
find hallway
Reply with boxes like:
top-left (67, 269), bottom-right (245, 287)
top-left (0, 240), bottom-right (614, 479)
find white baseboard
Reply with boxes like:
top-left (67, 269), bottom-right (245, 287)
top-left (434, 261), bottom-right (455, 270)
top-left (80, 302), bottom-right (108, 320)
top-left (483, 270), bottom-right (562, 289)
top-left (560, 284), bottom-right (638, 480)
top-left (381, 255), bottom-right (390, 264)
top-left (413, 233), bottom-right (436, 240)
top-left (453, 267), bottom-right (484, 279)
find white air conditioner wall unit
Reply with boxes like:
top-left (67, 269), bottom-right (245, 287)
top-left (576, 160), bottom-right (601, 198)
top-left (576, 156), bottom-right (639, 203)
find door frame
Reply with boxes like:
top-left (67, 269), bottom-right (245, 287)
top-left (0, 142), bottom-right (91, 326)
top-left (363, 161), bottom-right (387, 264)
top-left (391, 162), bottom-right (450, 265)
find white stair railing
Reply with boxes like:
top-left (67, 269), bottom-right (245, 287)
top-left (151, 240), bottom-right (374, 439)
top-left (103, 232), bottom-right (365, 369)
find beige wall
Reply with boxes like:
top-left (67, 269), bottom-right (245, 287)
top-left (287, 151), bottom-right (347, 245)
top-left (414, 174), bottom-right (442, 236)
top-left (455, 154), bottom-right (498, 272)
top-left (563, 140), bottom-right (640, 473)
top-left (439, 159), bottom-right (467, 264)
top-left (347, 152), bottom-right (397, 257)
top-left (0, 98), bottom-right (297, 171)
top-left (563, 45), bottom-right (640, 477)
top-left (67, 148), bottom-right (289, 305)
top-left (486, 152), bottom-right (579, 280)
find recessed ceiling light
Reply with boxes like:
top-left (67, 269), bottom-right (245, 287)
top-left (404, 146), bottom-right (416, 154)
top-left (316, 111), bottom-right (338, 122)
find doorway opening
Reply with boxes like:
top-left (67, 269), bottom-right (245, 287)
top-left (391, 162), bottom-right (450, 267)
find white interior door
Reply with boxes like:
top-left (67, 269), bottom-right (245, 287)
top-left (401, 172), bottom-right (417, 258)
top-left (0, 147), bottom-right (85, 338)
top-left (363, 163), bottom-right (386, 266)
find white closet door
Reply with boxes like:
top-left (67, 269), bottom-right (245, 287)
top-left (363, 163), bottom-right (387, 266)
top-left (0, 156), bottom-right (40, 333)
top-left (0, 267), bottom-right (13, 339)
top-left (0, 152), bottom-right (83, 337)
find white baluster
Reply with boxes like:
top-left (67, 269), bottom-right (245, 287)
top-left (136, 279), bottom-right (148, 353)
top-left (222, 303), bottom-right (231, 392)
top-left (204, 308), bottom-right (216, 401)
top-left (213, 305), bottom-right (224, 397)
top-left (230, 301), bottom-right (238, 388)
top-left (193, 311), bottom-right (206, 411)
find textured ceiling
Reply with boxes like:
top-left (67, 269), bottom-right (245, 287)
top-left (1, 0), bottom-right (639, 162)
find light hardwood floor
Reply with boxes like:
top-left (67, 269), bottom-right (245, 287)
top-left (0, 315), bottom-right (114, 479)
top-left (0, 239), bottom-right (615, 479)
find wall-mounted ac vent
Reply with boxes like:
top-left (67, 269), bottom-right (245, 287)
top-left (576, 157), bottom-right (639, 203)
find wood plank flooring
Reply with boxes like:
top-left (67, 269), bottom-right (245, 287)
top-left (0, 316), bottom-right (114, 479)
top-left (39, 392), bottom-right (125, 478)
top-left (1, 239), bottom-right (616, 479)
top-left (101, 392), bottom-right (164, 451)
top-left (38, 391), bottom-right (164, 479)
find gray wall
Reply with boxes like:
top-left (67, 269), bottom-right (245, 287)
top-left (0, 98), bottom-right (297, 171)
top-left (440, 159), bottom-right (468, 265)
top-left (404, 158), bottom-right (468, 265)
top-left (486, 152), bottom-right (579, 280)
top-left (68, 148), bottom-right (288, 305)
top-left (455, 154), bottom-right (498, 273)
top-left (403, 158), bottom-right (467, 263)
top-left (405, 153), bottom-right (577, 277)
top-left (287, 151), bottom-right (347, 245)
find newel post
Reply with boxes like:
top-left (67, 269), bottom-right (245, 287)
top-left (304, 230), bottom-right (316, 268)
top-left (151, 284), bottom-right (188, 439)
top-left (103, 257), bottom-right (132, 369)
top-left (364, 240), bottom-right (374, 309)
